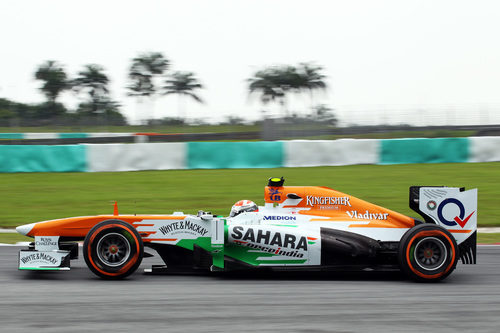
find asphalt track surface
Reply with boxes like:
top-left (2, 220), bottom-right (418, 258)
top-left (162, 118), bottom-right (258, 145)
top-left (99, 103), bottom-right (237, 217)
top-left (1, 246), bottom-right (499, 332)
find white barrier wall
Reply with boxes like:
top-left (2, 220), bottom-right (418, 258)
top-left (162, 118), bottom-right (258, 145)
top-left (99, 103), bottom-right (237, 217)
top-left (469, 137), bottom-right (500, 163)
top-left (24, 133), bottom-right (59, 139)
top-left (2, 138), bottom-right (498, 173)
top-left (87, 143), bottom-right (186, 172)
top-left (284, 139), bottom-right (379, 167)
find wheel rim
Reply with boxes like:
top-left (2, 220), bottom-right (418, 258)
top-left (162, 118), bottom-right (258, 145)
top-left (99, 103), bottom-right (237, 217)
top-left (96, 232), bottom-right (131, 267)
top-left (414, 237), bottom-right (447, 271)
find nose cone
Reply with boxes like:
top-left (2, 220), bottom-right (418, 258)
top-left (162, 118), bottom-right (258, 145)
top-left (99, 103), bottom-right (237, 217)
top-left (16, 223), bottom-right (35, 236)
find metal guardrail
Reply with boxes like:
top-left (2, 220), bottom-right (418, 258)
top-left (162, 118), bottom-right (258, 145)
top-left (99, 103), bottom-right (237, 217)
top-left (0, 132), bottom-right (259, 145)
top-left (0, 124), bottom-right (499, 145)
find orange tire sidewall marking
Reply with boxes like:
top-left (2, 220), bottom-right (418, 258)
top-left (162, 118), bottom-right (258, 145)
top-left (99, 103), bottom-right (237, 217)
top-left (405, 230), bottom-right (456, 280)
top-left (87, 223), bottom-right (140, 277)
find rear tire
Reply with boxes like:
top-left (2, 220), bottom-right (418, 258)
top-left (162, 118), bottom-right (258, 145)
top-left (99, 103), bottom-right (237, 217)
top-left (83, 220), bottom-right (143, 279)
top-left (398, 224), bottom-right (458, 282)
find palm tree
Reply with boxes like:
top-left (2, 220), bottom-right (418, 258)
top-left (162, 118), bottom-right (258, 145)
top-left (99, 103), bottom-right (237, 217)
top-left (72, 64), bottom-right (110, 114)
top-left (34, 60), bottom-right (68, 104)
top-left (127, 52), bottom-right (169, 122)
top-left (248, 65), bottom-right (296, 117)
top-left (248, 63), bottom-right (328, 118)
top-left (162, 71), bottom-right (204, 119)
top-left (248, 69), bottom-right (280, 117)
top-left (127, 52), bottom-right (169, 97)
top-left (248, 68), bottom-right (283, 104)
top-left (296, 63), bottom-right (328, 112)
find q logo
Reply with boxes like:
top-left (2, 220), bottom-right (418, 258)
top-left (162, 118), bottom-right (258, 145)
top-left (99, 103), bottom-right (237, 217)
top-left (437, 198), bottom-right (475, 228)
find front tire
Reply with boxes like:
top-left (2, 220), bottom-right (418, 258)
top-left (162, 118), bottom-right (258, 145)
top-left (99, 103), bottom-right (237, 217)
top-left (398, 224), bottom-right (458, 282)
top-left (83, 220), bottom-right (143, 279)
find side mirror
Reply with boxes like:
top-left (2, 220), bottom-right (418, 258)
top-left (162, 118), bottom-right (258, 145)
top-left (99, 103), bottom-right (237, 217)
top-left (197, 210), bottom-right (213, 221)
top-left (200, 214), bottom-right (213, 221)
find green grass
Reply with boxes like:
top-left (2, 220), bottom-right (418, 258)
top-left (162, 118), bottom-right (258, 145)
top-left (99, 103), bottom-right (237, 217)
top-left (0, 233), bottom-right (32, 244)
top-left (477, 233), bottom-right (500, 244)
top-left (0, 163), bottom-right (498, 228)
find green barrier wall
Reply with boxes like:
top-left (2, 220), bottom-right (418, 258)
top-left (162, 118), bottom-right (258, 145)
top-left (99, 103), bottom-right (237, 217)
top-left (0, 145), bottom-right (87, 172)
top-left (0, 138), bottom-right (480, 173)
top-left (380, 138), bottom-right (469, 164)
top-left (0, 133), bottom-right (24, 139)
top-left (188, 142), bottom-right (284, 169)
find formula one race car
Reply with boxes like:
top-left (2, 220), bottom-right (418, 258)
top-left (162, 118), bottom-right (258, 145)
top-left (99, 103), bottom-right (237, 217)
top-left (16, 177), bottom-right (477, 282)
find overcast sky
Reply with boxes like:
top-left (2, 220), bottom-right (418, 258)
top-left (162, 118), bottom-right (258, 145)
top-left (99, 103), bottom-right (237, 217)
top-left (1, 0), bottom-right (500, 125)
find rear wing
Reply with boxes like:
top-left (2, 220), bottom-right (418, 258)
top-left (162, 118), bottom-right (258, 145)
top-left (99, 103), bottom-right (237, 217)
top-left (410, 186), bottom-right (477, 264)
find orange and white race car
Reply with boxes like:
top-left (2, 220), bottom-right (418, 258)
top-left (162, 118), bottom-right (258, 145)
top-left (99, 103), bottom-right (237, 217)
top-left (16, 177), bottom-right (477, 281)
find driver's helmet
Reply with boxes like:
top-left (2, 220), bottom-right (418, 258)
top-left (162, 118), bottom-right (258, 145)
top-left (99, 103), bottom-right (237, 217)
top-left (230, 200), bottom-right (258, 217)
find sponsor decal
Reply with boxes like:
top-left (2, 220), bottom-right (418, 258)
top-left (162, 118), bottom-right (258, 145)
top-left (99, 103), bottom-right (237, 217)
top-left (346, 210), bottom-right (389, 220)
top-left (437, 198), bottom-right (475, 228)
top-left (263, 216), bottom-right (297, 221)
top-left (306, 196), bottom-right (352, 207)
top-left (427, 200), bottom-right (437, 210)
top-left (307, 237), bottom-right (318, 245)
top-left (20, 253), bottom-right (58, 265)
top-left (236, 242), bottom-right (305, 258)
top-left (35, 237), bottom-right (58, 248)
top-left (317, 206), bottom-right (340, 210)
top-left (231, 226), bottom-right (308, 252)
top-left (159, 220), bottom-right (209, 236)
top-left (269, 188), bottom-right (282, 202)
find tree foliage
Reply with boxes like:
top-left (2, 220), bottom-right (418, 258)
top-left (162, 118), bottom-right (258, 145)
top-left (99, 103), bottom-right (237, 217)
top-left (34, 60), bottom-right (69, 104)
top-left (162, 71), bottom-right (204, 102)
top-left (75, 99), bottom-right (126, 125)
top-left (0, 98), bottom-right (68, 125)
top-left (248, 62), bottom-right (328, 116)
top-left (248, 67), bottom-right (287, 104)
top-left (127, 52), bottom-right (169, 97)
top-left (4, 57), bottom-right (333, 127)
top-left (296, 63), bottom-right (328, 94)
top-left (71, 64), bottom-right (112, 114)
top-left (162, 71), bottom-right (204, 118)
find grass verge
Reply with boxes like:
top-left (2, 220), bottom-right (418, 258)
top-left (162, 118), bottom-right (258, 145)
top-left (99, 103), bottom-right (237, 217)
top-left (0, 233), bottom-right (32, 244)
top-left (0, 163), bottom-right (498, 228)
top-left (477, 233), bottom-right (500, 244)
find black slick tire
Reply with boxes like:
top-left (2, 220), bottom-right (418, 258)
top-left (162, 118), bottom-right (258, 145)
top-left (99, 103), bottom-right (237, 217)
top-left (83, 220), bottom-right (143, 279)
top-left (398, 224), bottom-right (458, 282)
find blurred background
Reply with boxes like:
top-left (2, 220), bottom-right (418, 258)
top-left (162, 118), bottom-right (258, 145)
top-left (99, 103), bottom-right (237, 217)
top-left (1, 0), bottom-right (499, 138)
